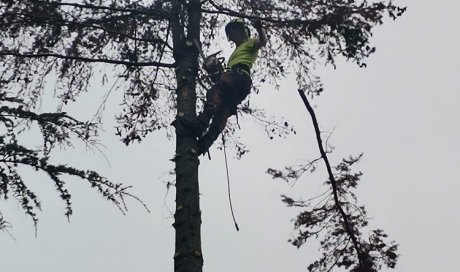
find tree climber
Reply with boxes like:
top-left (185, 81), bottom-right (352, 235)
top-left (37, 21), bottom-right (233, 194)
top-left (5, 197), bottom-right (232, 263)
top-left (179, 19), bottom-right (267, 155)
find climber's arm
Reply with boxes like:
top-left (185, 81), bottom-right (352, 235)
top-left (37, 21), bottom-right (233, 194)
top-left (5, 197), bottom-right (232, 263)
top-left (253, 20), bottom-right (267, 50)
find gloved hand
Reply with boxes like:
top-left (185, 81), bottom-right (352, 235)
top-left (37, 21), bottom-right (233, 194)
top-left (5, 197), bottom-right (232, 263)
top-left (252, 20), bottom-right (263, 29)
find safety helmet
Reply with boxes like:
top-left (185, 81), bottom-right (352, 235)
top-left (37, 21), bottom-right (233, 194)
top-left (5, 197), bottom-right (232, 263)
top-left (225, 19), bottom-right (250, 38)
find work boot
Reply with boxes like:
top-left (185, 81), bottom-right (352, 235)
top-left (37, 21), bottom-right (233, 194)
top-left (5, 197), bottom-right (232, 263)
top-left (176, 103), bottom-right (216, 138)
top-left (196, 125), bottom-right (221, 155)
top-left (176, 116), bottom-right (208, 138)
top-left (196, 136), bottom-right (213, 155)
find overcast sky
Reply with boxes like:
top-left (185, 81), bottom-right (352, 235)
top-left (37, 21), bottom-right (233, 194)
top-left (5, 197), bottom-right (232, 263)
top-left (1, 0), bottom-right (459, 271)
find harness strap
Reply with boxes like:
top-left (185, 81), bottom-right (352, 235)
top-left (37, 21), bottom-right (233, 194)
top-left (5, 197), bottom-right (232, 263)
top-left (234, 68), bottom-right (250, 77)
top-left (230, 64), bottom-right (251, 77)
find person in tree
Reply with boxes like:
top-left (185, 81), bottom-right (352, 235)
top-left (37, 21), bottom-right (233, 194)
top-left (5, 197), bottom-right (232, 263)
top-left (179, 19), bottom-right (267, 155)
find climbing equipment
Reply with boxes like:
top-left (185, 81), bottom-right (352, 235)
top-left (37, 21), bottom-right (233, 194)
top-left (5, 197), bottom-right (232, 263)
top-left (222, 134), bottom-right (239, 231)
top-left (231, 63), bottom-right (251, 77)
top-left (176, 102), bottom-right (216, 138)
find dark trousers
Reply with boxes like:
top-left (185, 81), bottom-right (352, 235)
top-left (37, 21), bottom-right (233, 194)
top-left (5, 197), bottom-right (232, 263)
top-left (199, 70), bottom-right (251, 148)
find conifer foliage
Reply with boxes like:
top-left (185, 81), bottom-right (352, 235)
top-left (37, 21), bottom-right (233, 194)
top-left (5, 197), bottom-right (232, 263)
top-left (269, 153), bottom-right (399, 272)
top-left (0, 90), bottom-right (143, 230)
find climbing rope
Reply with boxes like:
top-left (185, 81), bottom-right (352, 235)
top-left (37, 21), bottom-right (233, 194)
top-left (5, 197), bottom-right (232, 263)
top-left (222, 134), bottom-right (240, 231)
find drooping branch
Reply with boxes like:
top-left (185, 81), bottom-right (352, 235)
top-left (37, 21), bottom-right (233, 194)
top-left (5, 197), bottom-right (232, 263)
top-left (0, 92), bottom-right (148, 229)
top-left (298, 89), bottom-right (365, 266)
top-left (268, 90), bottom-right (399, 271)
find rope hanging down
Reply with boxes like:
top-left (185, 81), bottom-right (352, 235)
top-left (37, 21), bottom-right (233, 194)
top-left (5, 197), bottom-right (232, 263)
top-left (222, 134), bottom-right (240, 231)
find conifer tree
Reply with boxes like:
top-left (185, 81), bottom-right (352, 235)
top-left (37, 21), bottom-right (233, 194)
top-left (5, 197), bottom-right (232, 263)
top-left (0, 1), bottom-right (405, 271)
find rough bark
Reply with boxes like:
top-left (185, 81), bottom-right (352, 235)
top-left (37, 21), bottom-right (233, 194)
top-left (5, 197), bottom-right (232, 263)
top-left (172, 0), bottom-right (203, 271)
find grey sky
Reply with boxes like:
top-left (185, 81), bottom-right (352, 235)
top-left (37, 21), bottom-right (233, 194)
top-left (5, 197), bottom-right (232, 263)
top-left (1, 0), bottom-right (459, 271)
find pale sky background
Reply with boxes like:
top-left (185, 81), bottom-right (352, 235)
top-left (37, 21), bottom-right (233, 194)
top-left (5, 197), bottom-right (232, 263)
top-left (1, 0), bottom-right (459, 271)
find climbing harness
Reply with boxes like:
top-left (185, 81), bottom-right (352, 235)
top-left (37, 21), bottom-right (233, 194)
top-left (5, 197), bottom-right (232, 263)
top-left (231, 63), bottom-right (251, 77)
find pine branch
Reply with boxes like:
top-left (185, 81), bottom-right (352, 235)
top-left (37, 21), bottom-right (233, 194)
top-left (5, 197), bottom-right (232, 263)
top-left (0, 96), bottom-right (149, 229)
top-left (0, 51), bottom-right (175, 68)
top-left (36, 0), bottom-right (171, 19)
top-left (5, 12), bottom-right (174, 51)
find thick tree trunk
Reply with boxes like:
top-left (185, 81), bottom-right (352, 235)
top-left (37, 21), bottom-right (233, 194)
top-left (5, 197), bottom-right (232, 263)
top-left (173, 100), bottom-right (202, 272)
top-left (172, 1), bottom-right (203, 272)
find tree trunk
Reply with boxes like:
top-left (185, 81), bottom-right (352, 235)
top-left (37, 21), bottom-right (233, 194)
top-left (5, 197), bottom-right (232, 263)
top-left (172, 1), bottom-right (203, 272)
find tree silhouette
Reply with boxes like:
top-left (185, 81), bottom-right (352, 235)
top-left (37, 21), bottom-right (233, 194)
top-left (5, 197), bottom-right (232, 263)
top-left (0, 0), bottom-right (405, 271)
